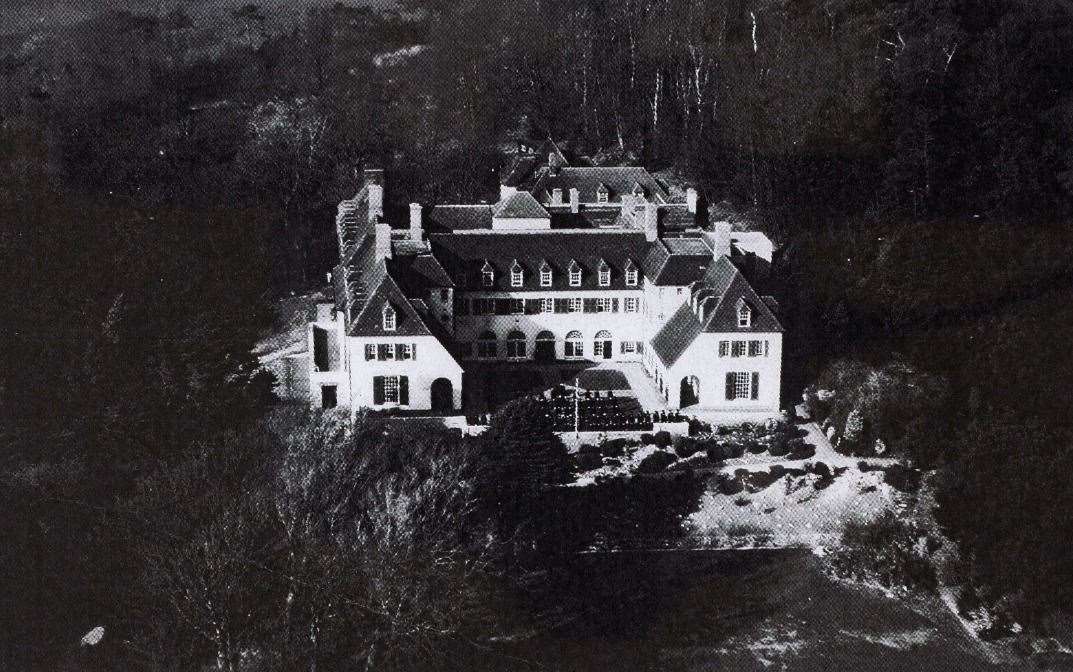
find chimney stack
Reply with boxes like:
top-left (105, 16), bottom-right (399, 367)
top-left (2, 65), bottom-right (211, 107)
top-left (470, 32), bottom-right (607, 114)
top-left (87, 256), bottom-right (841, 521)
top-left (551, 188), bottom-right (563, 205)
top-left (644, 202), bottom-right (658, 242)
top-left (499, 184), bottom-right (517, 201)
top-left (375, 222), bottom-right (392, 261)
top-left (364, 168), bottom-right (384, 225)
top-left (708, 221), bottom-right (731, 258)
top-left (686, 187), bottom-right (698, 214)
top-left (569, 187), bottom-right (579, 213)
top-left (409, 203), bottom-right (423, 242)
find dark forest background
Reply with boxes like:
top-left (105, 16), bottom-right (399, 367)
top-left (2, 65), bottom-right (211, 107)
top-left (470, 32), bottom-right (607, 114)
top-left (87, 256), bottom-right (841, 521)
top-left (3, 0), bottom-right (1073, 669)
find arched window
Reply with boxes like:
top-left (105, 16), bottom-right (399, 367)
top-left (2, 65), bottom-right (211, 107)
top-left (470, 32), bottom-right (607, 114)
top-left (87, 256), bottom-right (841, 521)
top-left (510, 259), bottom-right (524, 287)
top-left (481, 260), bottom-right (495, 287)
top-left (382, 303), bottom-right (396, 331)
top-left (737, 301), bottom-right (752, 328)
top-left (593, 330), bottom-right (612, 359)
top-left (506, 330), bottom-right (527, 359)
top-left (539, 260), bottom-right (553, 287)
top-left (568, 259), bottom-right (582, 286)
top-left (564, 330), bottom-right (583, 358)
top-left (476, 330), bottom-right (497, 359)
top-left (597, 259), bottom-right (610, 287)
top-left (624, 258), bottom-right (638, 286)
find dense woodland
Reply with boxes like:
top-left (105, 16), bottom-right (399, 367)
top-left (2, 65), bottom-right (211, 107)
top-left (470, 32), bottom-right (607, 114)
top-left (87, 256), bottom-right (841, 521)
top-left (3, 0), bottom-right (1073, 668)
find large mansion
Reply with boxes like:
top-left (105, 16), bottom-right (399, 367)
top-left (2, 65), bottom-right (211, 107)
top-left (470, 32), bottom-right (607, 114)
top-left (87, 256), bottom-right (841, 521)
top-left (308, 146), bottom-right (783, 416)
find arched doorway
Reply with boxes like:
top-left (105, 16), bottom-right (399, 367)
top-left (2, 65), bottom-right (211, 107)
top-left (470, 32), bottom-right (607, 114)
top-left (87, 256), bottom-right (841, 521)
top-left (534, 330), bottom-right (556, 362)
top-left (594, 330), bottom-right (612, 360)
top-left (431, 378), bottom-right (453, 412)
top-left (680, 375), bottom-right (700, 408)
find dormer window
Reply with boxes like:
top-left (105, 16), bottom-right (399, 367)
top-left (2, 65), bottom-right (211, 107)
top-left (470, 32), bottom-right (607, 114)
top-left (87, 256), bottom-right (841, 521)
top-left (539, 260), bottom-right (552, 287)
top-left (597, 260), bottom-right (610, 287)
top-left (596, 183), bottom-right (609, 204)
top-left (382, 303), bottom-right (397, 331)
top-left (568, 260), bottom-right (582, 287)
top-left (737, 301), bottom-right (752, 328)
top-left (510, 260), bottom-right (523, 288)
top-left (481, 260), bottom-right (494, 287)
top-left (631, 182), bottom-right (645, 201)
top-left (625, 259), bottom-right (638, 286)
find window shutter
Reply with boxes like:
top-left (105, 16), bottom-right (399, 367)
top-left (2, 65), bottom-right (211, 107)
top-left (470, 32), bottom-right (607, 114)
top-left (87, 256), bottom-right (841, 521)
top-left (612, 298), bottom-right (620, 312)
top-left (494, 299), bottom-right (510, 315)
top-left (411, 343), bottom-right (417, 360)
top-left (583, 298), bottom-right (598, 313)
top-left (751, 372), bottom-right (759, 400)
top-left (365, 344), bottom-right (375, 361)
top-left (373, 376), bottom-right (385, 405)
top-left (554, 298), bottom-right (568, 313)
top-left (525, 299), bottom-right (540, 314)
top-left (719, 341), bottom-right (728, 357)
top-left (400, 376), bottom-right (409, 405)
top-left (725, 373), bottom-right (735, 401)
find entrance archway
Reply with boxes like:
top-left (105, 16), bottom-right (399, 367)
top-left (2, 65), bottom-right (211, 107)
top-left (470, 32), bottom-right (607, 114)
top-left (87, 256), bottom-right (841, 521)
top-left (431, 378), bottom-right (453, 412)
top-left (680, 375), bottom-right (700, 408)
top-left (535, 330), bottom-right (556, 362)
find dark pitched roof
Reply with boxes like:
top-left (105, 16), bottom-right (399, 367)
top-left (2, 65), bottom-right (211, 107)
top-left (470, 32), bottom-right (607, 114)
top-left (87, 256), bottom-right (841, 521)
top-left (424, 205), bottom-right (494, 232)
top-left (531, 167), bottom-right (670, 204)
top-left (349, 274), bottom-right (434, 337)
top-left (388, 252), bottom-right (454, 297)
top-left (502, 156), bottom-right (540, 188)
top-left (428, 231), bottom-right (650, 291)
top-left (649, 256), bottom-right (782, 367)
top-left (650, 303), bottom-right (704, 368)
top-left (548, 209), bottom-right (622, 229)
top-left (493, 191), bottom-right (549, 219)
top-left (642, 236), bottom-right (714, 285)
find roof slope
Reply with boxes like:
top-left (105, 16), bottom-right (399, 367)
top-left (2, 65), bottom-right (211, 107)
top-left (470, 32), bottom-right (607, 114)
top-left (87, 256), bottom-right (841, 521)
top-left (649, 256), bottom-right (782, 367)
top-left (642, 236), bottom-right (714, 285)
top-left (425, 204), bottom-right (494, 232)
top-left (429, 231), bottom-right (649, 291)
top-left (349, 273), bottom-right (434, 337)
top-left (532, 166), bottom-right (670, 204)
top-left (493, 191), bottom-right (550, 219)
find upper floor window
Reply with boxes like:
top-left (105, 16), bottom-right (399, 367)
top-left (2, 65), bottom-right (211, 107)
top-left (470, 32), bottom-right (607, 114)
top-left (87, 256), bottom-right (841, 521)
top-left (481, 260), bottom-right (494, 287)
top-left (625, 264), bottom-right (638, 287)
top-left (569, 297), bottom-right (582, 313)
top-left (510, 298), bottom-right (524, 314)
top-left (568, 260), bottom-right (582, 287)
top-left (510, 260), bottom-right (523, 287)
top-left (598, 260), bottom-right (610, 287)
top-left (540, 263), bottom-right (553, 287)
top-left (541, 297), bottom-right (554, 313)
top-left (737, 302), bottom-right (752, 328)
top-left (596, 183), bottom-right (609, 204)
top-left (382, 303), bottom-right (396, 331)
top-left (624, 297), bottom-right (640, 313)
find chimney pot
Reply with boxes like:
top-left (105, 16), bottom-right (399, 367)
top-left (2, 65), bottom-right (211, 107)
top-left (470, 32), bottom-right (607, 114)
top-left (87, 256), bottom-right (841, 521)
top-left (686, 187), bottom-right (698, 214)
top-left (708, 221), bottom-right (731, 258)
top-left (551, 188), bottom-right (563, 205)
top-left (367, 184), bottom-right (384, 225)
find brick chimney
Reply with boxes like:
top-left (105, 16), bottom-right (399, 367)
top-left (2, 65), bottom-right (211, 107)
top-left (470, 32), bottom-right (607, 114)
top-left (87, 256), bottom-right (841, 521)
top-left (708, 221), bottom-right (731, 258)
top-left (500, 184), bottom-right (517, 201)
top-left (644, 202), bottom-right (658, 242)
top-left (686, 187), bottom-right (698, 214)
top-left (375, 222), bottom-right (392, 261)
top-left (551, 187), bottom-right (563, 205)
top-left (409, 203), bottom-right (423, 242)
top-left (569, 187), bottom-right (579, 213)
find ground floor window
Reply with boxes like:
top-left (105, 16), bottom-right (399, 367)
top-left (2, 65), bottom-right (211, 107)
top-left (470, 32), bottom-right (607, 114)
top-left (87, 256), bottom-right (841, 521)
top-left (564, 330), bottom-right (583, 358)
top-left (477, 331), bottom-right (497, 359)
top-left (506, 331), bottom-right (526, 358)
top-left (726, 371), bottom-right (759, 400)
top-left (321, 385), bottom-right (337, 409)
top-left (373, 375), bottom-right (409, 405)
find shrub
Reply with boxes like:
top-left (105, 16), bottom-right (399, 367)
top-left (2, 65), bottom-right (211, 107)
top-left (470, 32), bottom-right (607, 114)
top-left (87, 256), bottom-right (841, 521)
top-left (744, 439), bottom-right (766, 454)
top-left (830, 511), bottom-right (937, 591)
top-left (640, 432), bottom-right (654, 445)
top-left (787, 440), bottom-right (815, 460)
top-left (883, 464), bottom-right (922, 493)
top-left (653, 430), bottom-right (672, 447)
top-left (578, 443), bottom-right (600, 455)
top-left (715, 472), bottom-right (744, 496)
top-left (809, 462), bottom-right (831, 478)
top-left (733, 496), bottom-right (751, 507)
top-left (745, 469), bottom-right (781, 492)
top-left (673, 436), bottom-right (701, 458)
top-left (600, 437), bottom-right (631, 457)
top-left (637, 450), bottom-right (677, 474)
top-left (575, 452), bottom-right (604, 471)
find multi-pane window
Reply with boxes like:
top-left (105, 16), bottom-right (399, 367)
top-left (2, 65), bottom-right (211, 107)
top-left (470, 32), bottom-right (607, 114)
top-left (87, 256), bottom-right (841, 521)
top-left (625, 268), bottom-right (638, 286)
top-left (731, 341), bottom-right (747, 357)
top-left (569, 298), bottom-right (583, 313)
top-left (621, 341), bottom-right (636, 354)
top-left (383, 376), bottom-right (400, 403)
top-left (718, 341), bottom-right (729, 357)
top-left (564, 331), bottom-right (583, 358)
top-left (397, 343), bottom-right (412, 360)
top-left (377, 343), bottom-right (394, 360)
top-left (509, 298), bottom-right (525, 314)
top-left (473, 298), bottom-right (494, 315)
top-left (598, 265), bottom-right (610, 287)
top-left (624, 297), bottom-right (640, 313)
top-left (482, 268), bottom-right (494, 287)
top-left (569, 269), bottom-right (582, 286)
top-left (738, 303), bottom-right (752, 327)
top-left (748, 340), bottom-right (763, 357)
top-left (733, 372), bottom-right (751, 399)
top-left (382, 304), bottom-right (396, 331)
top-left (365, 344), bottom-right (376, 360)
top-left (541, 269), bottom-right (552, 286)
top-left (541, 297), bottom-right (554, 313)
top-left (511, 267), bottom-right (523, 287)
top-left (596, 297), bottom-right (613, 312)
top-left (506, 333), bottom-right (526, 359)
